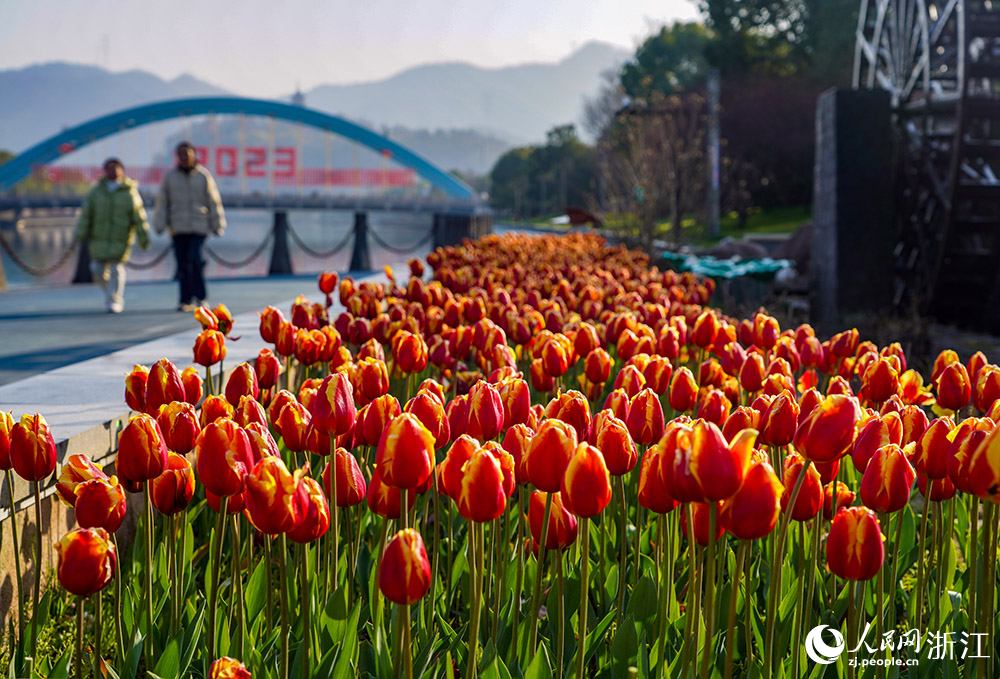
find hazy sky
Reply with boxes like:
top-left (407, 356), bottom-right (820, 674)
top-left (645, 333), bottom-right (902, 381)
top-left (0, 1), bottom-right (699, 97)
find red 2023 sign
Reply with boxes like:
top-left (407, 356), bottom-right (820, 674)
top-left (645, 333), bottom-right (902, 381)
top-left (194, 146), bottom-right (297, 178)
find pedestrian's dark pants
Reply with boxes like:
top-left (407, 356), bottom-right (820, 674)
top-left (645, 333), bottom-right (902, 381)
top-left (172, 233), bottom-right (207, 305)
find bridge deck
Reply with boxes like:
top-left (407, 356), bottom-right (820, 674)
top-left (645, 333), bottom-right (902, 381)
top-left (0, 274), bottom-right (323, 386)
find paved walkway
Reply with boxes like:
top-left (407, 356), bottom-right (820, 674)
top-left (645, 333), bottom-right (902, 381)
top-left (0, 274), bottom-right (330, 386)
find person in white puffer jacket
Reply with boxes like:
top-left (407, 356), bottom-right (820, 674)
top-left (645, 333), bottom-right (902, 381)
top-left (154, 141), bottom-right (227, 311)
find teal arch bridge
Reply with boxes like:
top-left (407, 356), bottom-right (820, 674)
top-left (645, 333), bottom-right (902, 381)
top-left (0, 97), bottom-right (491, 283)
top-left (0, 96), bottom-right (478, 202)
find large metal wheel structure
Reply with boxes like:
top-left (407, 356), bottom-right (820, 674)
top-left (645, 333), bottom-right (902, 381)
top-left (855, 0), bottom-right (1000, 329)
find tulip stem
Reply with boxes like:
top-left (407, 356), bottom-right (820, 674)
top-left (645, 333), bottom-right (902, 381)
top-left (657, 515), bottom-right (672, 679)
top-left (264, 537), bottom-right (274, 631)
top-left (208, 494), bottom-right (228, 661)
top-left (231, 515), bottom-right (245, 660)
top-left (576, 517), bottom-right (590, 679)
top-left (492, 517), bottom-right (502, 645)
top-left (143, 482), bottom-right (156, 664)
top-left (526, 491), bottom-right (554, 661)
top-left (168, 515), bottom-right (177, 638)
top-left (933, 501), bottom-right (945, 632)
top-left (467, 522), bottom-right (484, 679)
top-left (205, 365), bottom-right (213, 396)
top-left (5, 471), bottom-right (24, 646)
top-left (764, 459), bottom-right (809, 679)
top-left (887, 508), bottom-right (904, 634)
top-left (723, 540), bottom-right (748, 679)
top-left (279, 534), bottom-right (291, 679)
top-left (300, 542), bottom-right (311, 678)
top-left (30, 481), bottom-right (41, 663)
top-left (700, 502), bottom-right (717, 679)
top-left (75, 595), bottom-right (84, 679)
top-left (511, 487), bottom-right (525, 667)
top-left (803, 517), bottom-right (821, 643)
top-left (978, 502), bottom-right (995, 679)
top-left (330, 438), bottom-right (340, 596)
top-left (615, 476), bottom-right (627, 629)
top-left (966, 495), bottom-right (978, 666)
top-left (913, 496), bottom-right (930, 628)
top-left (598, 510), bottom-right (608, 614)
top-left (111, 533), bottom-right (125, 668)
top-left (791, 522), bottom-right (807, 679)
top-left (680, 505), bottom-right (697, 676)
top-left (95, 586), bottom-right (103, 669)
top-left (555, 551), bottom-right (565, 679)
top-left (847, 580), bottom-right (857, 679)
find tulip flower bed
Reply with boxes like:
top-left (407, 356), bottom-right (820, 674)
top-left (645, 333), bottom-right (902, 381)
top-left (3, 231), bottom-right (1000, 679)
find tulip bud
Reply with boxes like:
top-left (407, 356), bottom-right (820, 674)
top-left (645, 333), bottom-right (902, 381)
top-left (899, 405), bottom-right (929, 445)
top-left (530, 357), bottom-right (555, 393)
top-left (691, 310), bottom-right (719, 348)
top-left (194, 419), bottom-right (255, 497)
top-left (467, 380), bottom-right (505, 441)
top-left (379, 529), bottom-right (432, 605)
top-left (931, 349), bottom-right (960, 384)
top-left (157, 401), bottom-right (201, 455)
top-left (74, 476), bottom-right (127, 533)
top-left (826, 507), bottom-right (884, 580)
top-left (967, 423), bottom-right (1000, 502)
top-left (405, 393), bottom-right (450, 450)
top-left (502, 424), bottom-right (534, 486)
top-left (917, 473), bottom-right (957, 502)
top-left (356, 358), bottom-right (390, 404)
top-left (738, 352), bottom-right (766, 393)
top-left (720, 460), bottom-right (783, 540)
top-left (209, 657), bottom-right (252, 679)
top-left (528, 491), bottom-right (578, 550)
top-left (311, 372), bottom-right (357, 439)
top-left (793, 394), bottom-right (862, 463)
top-left (669, 367), bottom-right (699, 413)
top-left (722, 406), bottom-right (760, 443)
top-left (151, 452), bottom-right (196, 516)
top-left (574, 323), bottom-right (601, 359)
top-left (56, 454), bottom-right (108, 505)
top-left (907, 416), bottom-right (953, 479)
top-left (560, 443), bottom-right (612, 518)
top-left (625, 388), bottom-right (665, 446)
top-left (125, 365), bottom-right (148, 413)
top-left (193, 329), bottom-right (227, 367)
top-left (392, 331), bottom-right (429, 374)
top-left (323, 448), bottom-right (367, 507)
top-left (659, 420), bottom-right (703, 503)
top-left (823, 482), bottom-right (856, 520)
top-left (253, 348), bottom-right (281, 391)
top-left (200, 395), bottom-right (234, 428)
top-left (681, 502), bottom-right (726, 547)
top-left (244, 457), bottom-right (310, 534)
top-left (376, 413), bottom-right (435, 489)
top-left (780, 452), bottom-right (823, 522)
top-left (287, 476), bottom-right (330, 544)
top-left (595, 415), bottom-right (638, 476)
top-left (936, 362), bottom-right (971, 412)
top-left (973, 364), bottom-right (1000, 414)
top-left (456, 449), bottom-right (508, 522)
top-left (948, 417), bottom-right (994, 493)
top-left (145, 359), bottom-right (186, 414)
top-left (859, 444), bottom-right (915, 513)
top-left (56, 527), bottom-right (117, 596)
top-left (851, 412), bottom-right (903, 473)
top-left (524, 419), bottom-right (578, 492)
top-left (274, 400), bottom-right (311, 453)
top-left (758, 391), bottom-right (799, 447)
top-left (496, 377), bottom-right (531, 428)
top-left (116, 413), bottom-right (167, 484)
top-left (637, 445), bottom-right (677, 514)
top-left (603, 388), bottom-right (631, 422)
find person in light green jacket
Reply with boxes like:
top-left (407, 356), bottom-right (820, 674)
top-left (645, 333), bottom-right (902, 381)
top-left (74, 158), bottom-right (151, 313)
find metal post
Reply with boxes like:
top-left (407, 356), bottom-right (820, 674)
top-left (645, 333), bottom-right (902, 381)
top-left (268, 211), bottom-right (294, 276)
top-left (349, 212), bottom-right (372, 272)
top-left (707, 69), bottom-right (721, 239)
top-left (72, 243), bottom-right (93, 284)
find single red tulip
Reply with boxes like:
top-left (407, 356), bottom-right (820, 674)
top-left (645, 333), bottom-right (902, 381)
top-left (56, 527), bottom-right (117, 596)
top-left (379, 529), bottom-right (432, 605)
top-left (826, 507), bottom-right (884, 581)
top-left (720, 460), bottom-right (783, 540)
top-left (150, 452), bottom-right (196, 516)
top-left (116, 413), bottom-right (167, 484)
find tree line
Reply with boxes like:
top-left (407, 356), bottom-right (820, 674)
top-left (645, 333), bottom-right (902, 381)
top-left (489, 0), bottom-right (857, 247)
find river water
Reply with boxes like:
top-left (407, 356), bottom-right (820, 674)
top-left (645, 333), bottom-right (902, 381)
top-left (0, 209), bottom-right (436, 289)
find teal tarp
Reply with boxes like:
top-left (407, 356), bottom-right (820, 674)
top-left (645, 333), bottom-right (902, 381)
top-left (660, 251), bottom-right (794, 281)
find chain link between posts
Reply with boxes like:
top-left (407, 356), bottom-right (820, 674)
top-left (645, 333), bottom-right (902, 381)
top-left (204, 230), bottom-right (275, 269)
top-left (0, 230), bottom-right (78, 277)
top-left (367, 226), bottom-right (434, 255)
top-left (287, 224), bottom-right (355, 258)
top-left (124, 245), bottom-right (173, 270)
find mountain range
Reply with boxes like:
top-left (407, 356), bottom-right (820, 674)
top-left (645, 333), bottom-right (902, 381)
top-left (0, 42), bottom-right (627, 174)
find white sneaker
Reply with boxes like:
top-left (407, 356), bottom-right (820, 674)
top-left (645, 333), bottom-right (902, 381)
top-left (108, 301), bottom-right (124, 314)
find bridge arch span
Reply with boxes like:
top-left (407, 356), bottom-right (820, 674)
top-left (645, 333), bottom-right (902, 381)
top-left (0, 96), bottom-right (477, 199)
